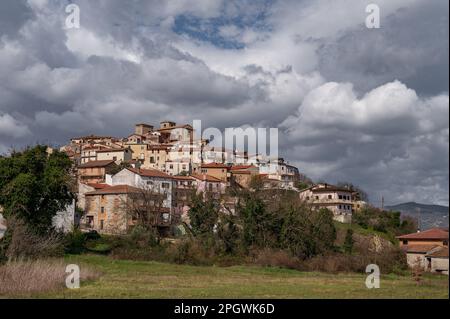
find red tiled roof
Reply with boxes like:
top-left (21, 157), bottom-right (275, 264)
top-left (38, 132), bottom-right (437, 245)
top-left (426, 246), bottom-right (449, 258)
top-left (397, 228), bottom-right (449, 240)
top-left (402, 244), bottom-right (439, 254)
top-left (78, 160), bottom-right (116, 168)
top-left (127, 167), bottom-right (171, 179)
top-left (87, 183), bottom-right (109, 189)
top-left (85, 184), bottom-right (141, 195)
top-left (191, 173), bottom-right (223, 183)
top-left (201, 163), bottom-right (230, 169)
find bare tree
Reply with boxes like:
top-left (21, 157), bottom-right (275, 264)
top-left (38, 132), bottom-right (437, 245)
top-left (122, 184), bottom-right (173, 238)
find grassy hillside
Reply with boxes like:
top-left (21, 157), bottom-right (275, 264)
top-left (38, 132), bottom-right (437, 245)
top-left (30, 254), bottom-right (448, 299)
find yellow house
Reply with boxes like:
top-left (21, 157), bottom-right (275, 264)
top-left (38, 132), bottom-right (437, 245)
top-left (197, 163), bottom-right (230, 183)
top-left (143, 144), bottom-right (170, 171)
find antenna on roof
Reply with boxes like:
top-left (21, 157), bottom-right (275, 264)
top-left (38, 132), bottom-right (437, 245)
top-left (417, 208), bottom-right (422, 233)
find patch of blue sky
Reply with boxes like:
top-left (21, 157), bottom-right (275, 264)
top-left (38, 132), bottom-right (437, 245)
top-left (173, 0), bottom-right (274, 49)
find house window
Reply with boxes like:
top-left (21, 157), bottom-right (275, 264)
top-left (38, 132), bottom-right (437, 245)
top-left (146, 180), bottom-right (154, 185)
top-left (208, 184), bottom-right (213, 192)
top-left (338, 195), bottom-right (343, 200)
top-left (113, 156), bottom-right (117, 161)
top-left (162, 182), bottom-right (170, 189)
top-left (100, 220), bottom-right (104, 230)
top-left (338, 205), bottom-right (342, 210)
top-left (150, 157), bottom-right (155, 163)
top-left (402, 240), bottom-right (408, 245)
top-left (315, 196), bottom-right (319, 200)
top-left (328, 195), bottom-right (332, 199)
top-left (86, 216), bottom-right (94, 227)
top-left (101, 207), bottom-right (104, 213)
top-left (444, 240), bottom-right (448, 246)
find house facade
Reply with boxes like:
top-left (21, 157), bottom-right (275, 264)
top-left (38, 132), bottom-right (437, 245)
top-left (196, 163), bottom-right (230, 183)
top-left (96, 148), bottom-right (133, 164)
top-left (77, 160), bottom-right (118, 184)
top-left (108, 167), bottom-right (174, 212)
top-left (230, 165), bottom-right (259, 188)
top-left (397, 228), bottom-right (449, 274)
top-left (83, 185), bottom-right (140, 234)
top-left (299, 183), bottom-right (354, 223)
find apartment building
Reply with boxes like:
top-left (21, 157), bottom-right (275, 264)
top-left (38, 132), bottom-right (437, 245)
top-left (299, 183), bottom-right (354, 223)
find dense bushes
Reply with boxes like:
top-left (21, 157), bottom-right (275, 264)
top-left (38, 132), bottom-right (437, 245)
top-left (352, 206), bottom-right (417, 236)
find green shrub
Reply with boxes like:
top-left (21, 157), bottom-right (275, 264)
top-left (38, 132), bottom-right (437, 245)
top-left (64, 228), bottom-right (87, 254)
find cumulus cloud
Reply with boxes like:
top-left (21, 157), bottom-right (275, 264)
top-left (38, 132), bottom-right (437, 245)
top-left (280, 81), bottom-right (449, 205)
top-left (0, 113), bottom-right (30, 138)
top-left (0, 0), bottom-right (448, 205)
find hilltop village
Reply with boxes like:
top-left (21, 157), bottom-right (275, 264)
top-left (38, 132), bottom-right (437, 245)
top-left (57, 121), bottom-right (366, 234)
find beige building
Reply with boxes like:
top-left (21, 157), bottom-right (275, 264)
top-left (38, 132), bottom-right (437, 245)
top-left (127, 143), bottom-right (148, 162)
top-left (77, 160), bottom-right (118, 184)
top-left (96, 148), bottom-right (133, 164)
top-left (230, 165), bottom-right (259, 188)
top-left (83, 185), bottom-right (140, 234)
top-left (299, 183), bottom-right (354, 223)
top-left (196, 163), bottom-right (230, 183)
top-left (157, 121), bottom-right (193, 143)
top-left (80, 145), bottom-right (111, 164)
top-left (143, 144), bottom-right (170, 171)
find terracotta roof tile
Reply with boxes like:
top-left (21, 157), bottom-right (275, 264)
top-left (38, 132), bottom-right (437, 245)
top-left (201, 163), bottom-right (230, 169)
top-left (78, 160), bottom-right (116, 168)
top-left (426, 246), bottom-right (449, 258)
top-left (127, 167), bottom-right (172, 179)
top-left (402, 244), bottom-right (439, 254)
top-left (397, 228), bottom-right (449, 240)
top-left (85, 184), bottom-right (141, 195)
top-left (191, 173), bottom-right (223, 183)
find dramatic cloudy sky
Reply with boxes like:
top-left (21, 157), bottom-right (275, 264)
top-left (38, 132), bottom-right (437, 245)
top-left (0, 0), bottom-right (448, 206)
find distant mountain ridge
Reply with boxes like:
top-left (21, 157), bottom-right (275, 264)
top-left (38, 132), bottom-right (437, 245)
top-left (385, 202), bottom-right (449, 230)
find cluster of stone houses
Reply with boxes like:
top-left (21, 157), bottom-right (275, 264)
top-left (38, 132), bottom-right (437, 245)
top-left (58, 121), bottom-right (373, 235)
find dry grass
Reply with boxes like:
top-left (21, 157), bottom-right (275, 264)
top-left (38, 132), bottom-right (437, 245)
top-left (0, 259), bottom-right (100, 297)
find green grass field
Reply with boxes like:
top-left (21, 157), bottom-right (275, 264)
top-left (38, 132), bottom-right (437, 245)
top-left (36, 254), bottom-right (449, 299)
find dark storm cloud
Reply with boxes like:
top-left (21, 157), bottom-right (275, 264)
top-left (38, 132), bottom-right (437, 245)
top-left (0, 0), bottom-right (34, 38)
top-left (317, 1), bottom-right (449, 95)
top-left (0, 0), bottom-right (448, 205)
